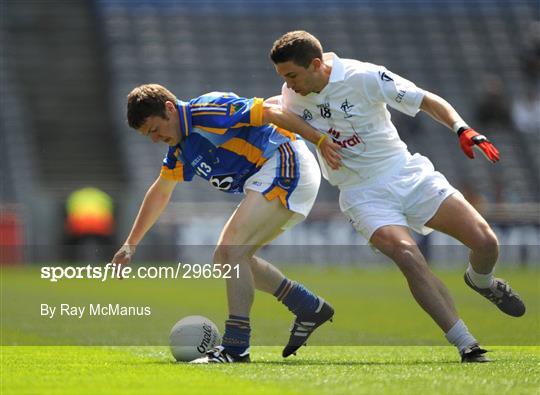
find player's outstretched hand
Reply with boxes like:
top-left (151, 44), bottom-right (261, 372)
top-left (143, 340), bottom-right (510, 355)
top-left (319, 136), bottom-right (342, 170)
top-left (111, 244), bottom-right (136, 266)
top-left (458, 127), bottom-right (500, 163)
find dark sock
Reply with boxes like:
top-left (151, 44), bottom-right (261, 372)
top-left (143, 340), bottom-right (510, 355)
top-left (222, 315), bottom-right (250, 356)
top-left (274, 278), bottom-right (319, 317)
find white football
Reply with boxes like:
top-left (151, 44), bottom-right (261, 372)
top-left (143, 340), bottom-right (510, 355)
top-left (169, 315), bottom-right (221, 362)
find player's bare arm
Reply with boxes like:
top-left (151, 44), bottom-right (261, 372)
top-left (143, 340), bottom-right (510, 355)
top-left (420, 91), bottom-right (467, 130)
top-left (111, 176), bottom-right (176, 265)
top-left (264, 95), bottom-right (281, 107)
top-left (262, 99), bottom-right (342, 169)
top-left (420, 91), bottom-right (500, 163)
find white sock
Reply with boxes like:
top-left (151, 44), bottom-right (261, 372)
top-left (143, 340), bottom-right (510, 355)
top-left (445, 319), bottom-right (478, 353)
top-left (466, 263), bottom-right (495, 289)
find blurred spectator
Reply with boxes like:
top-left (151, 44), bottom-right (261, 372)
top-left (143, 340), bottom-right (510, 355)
top-left (519, 20), bottom-right (540, 87)
top-left (0, 206), bottom-right (24, 264)
top-left (64, 187), bottom-right (115, 262)
top-left (474, 74), bottom-right (513, 130)
top-left (511, 86), bottom-right (540, 136)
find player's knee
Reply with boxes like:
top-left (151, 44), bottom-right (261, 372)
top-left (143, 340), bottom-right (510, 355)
top-left (391, 242), bottom-right (418, 263)
top-left (392, 243), bottom-right (429, 278)
top-left (213, 244), bottom-right (235, 266)
top-left (471, 225), bottom-right (499, 257)
top-left (213, 244), bottom-right (250, 266)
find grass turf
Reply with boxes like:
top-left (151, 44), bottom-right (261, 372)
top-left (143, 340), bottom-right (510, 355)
top-left (2, 346), bottom-right (539, 394)
top-left (1, 265), bottom-right (539, 394)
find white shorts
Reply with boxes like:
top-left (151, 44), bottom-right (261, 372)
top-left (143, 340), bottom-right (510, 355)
top-left (339, 153), bottom-right (458, 240)
top-left (244, 139), bottom-right (321, 229)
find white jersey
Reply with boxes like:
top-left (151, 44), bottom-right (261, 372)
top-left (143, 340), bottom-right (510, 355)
top-left (281, 53), bottom-right (426, 189)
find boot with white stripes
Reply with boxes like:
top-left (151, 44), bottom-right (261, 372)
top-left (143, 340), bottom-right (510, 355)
top-left (190, 346), bottom-right (251, 364)
top-left (282, 298), bottom-right (334, 358)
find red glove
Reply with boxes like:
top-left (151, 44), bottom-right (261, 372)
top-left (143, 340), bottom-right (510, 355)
top-left (457, 127), bottom-right (500, 163)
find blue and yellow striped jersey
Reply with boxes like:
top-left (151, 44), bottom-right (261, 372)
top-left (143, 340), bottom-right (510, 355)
top-left (160, 92), bottom-right (297, 193)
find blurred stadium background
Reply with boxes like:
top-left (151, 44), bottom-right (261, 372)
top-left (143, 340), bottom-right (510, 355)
top-left (1, 0), bottom-right (539, 265)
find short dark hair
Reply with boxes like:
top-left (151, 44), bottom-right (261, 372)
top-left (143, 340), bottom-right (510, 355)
top-left (126, 84), bottom-right (177, 129)
top-left (270, 31), bottom-right (323, 68)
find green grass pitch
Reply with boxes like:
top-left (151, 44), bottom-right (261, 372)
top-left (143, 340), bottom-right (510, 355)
top-left (1, 265), bottom-right (539, 394)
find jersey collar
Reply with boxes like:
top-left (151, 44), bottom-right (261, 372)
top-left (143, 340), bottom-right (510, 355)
top-left (176, 100), bottom-right (192, 140)
top-left (327, 52), bottom-right (345, 83)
